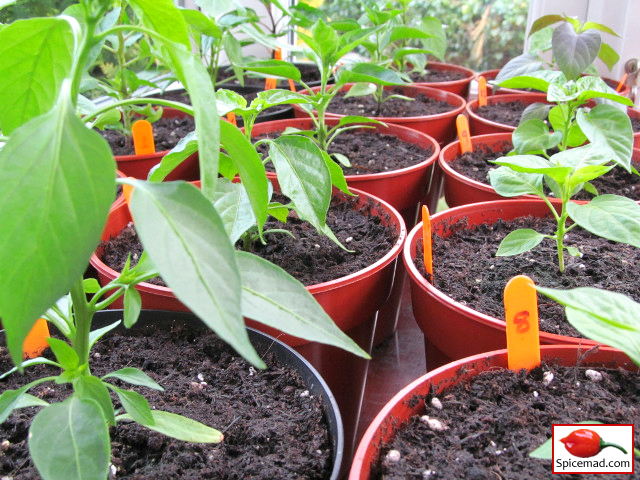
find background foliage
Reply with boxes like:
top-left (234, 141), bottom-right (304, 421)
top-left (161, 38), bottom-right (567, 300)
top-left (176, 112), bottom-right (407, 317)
top-left (320, 0), bottom-right (530, 71)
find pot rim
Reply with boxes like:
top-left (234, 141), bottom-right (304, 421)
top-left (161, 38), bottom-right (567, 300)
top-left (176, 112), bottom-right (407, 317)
top-left (465, 92), bottom-right (549, 132)
top-left (410, 61), bottom-right (475, 87)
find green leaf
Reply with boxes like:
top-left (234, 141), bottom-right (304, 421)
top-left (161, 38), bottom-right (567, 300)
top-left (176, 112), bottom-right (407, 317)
top-left (419, 16), bottom-right (446, 60)
top-left (103, 367), bottom-right (164, 391)
top-left (567, 194), bottom-right (640, 247)
top-left (310, 18), bottom-right (339, 68)
top-left (336, 63), bottom-right (405, 87)
top-left (215, 89), bottom-right (247, 116)
top-left (29, 397), bottom-right (110, 480)
top-left (529, 14), bottom-right (565, 36)
top-left (255, 89), bottom-right (313, 108)
top-left (212, 178), bottom-right (256, 243)
top-left (109, 385), bottom-right (154, 426)
top-left (126, 180), bottom-right (264, 368)
top-left (83, 278), bottom-right (101, 294)
top-left (46, 338), bottom-right (79, 371)
top-left (494, 54), bottom-right (544, 82)
top-left (575, 76), bottom-right (632, 105)
top-left (123, 286), bottom-right (142, 328)
top-left (528, 27), bottom-right (553, 53)
top-left (389, 25), bottom-right (434, 42)
top-left (576, 104), bottom-right (634, 171)
top-left (120, 409), bottom-right (224, 443)
top-left (0, 17), bottom-right (74, 134)
top-left (512, 119), bottom-right (562, 153)
top-left (15, 393), bottom-right (49, 409)
top-left (128, 0), bottom-right (190, 49)
top-left (597, 42), bottom-right (620, 71)
top-left (566, 246), bottom-right (582, 257)
top-left (243, 60), bottom-right (301, 81)
top-left (89, 321), bottom-right (121, 350)
top-left (496, 70), bottom-right (565, 92)
top-left (75, 376), bottom-right (116, 426)
top-left (195, 0), bottom-right (235, 17)
top-left (237, 251), bottom-right (367, 357)
top-left (537, 287), bottom-right (640, 365)
top-left (181, 8), bottom-right (221, 38)
top-left (344, 82), bottom-right (377, 98)
top-left (547, 83), bottom-right (579, 102)
top-left (323, 151), bottom-right (352, 195)
top-left (582, 21), bottom-right (619, 36)
top-left (491, 155), bottom-right (571, 186)
top-left (552, 22), bottom-right (601, 80)
top-left (496, 229), bottom-right (546, 256)
top-left (0, 357), bottom-right (59, 381)
top-left (520, 103), bottom-right (552, 123)
top-left (268, 136), bottom-right (332, 231)
top-left (489, 167), bottom-right (545, 198)
top-left (566, 122), bottom-right (587, 148)
top-left (220, 121), bottom-right (268, 229)
top-left (148, 131), bottom-right (198, 182)
top-left (0, 89), bottom-right (115, 367)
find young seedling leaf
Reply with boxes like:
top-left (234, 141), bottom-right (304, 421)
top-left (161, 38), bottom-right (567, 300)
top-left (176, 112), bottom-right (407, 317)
top-left (212, 178), bottom-right (257, 243)
top-left (148, 131), bottom-right (198, 182)
top-left (567, 194), bottom-right (640, 248)
top-left (520, 103), bottom-right (552, 123)
top-left (512, 119), bottom-right (562, 153)
top-left (103, 367), bottom-right (164, 391)
top-left (496, 70), bottom-right (565, 93)
top-left (123, 286), bottom-right (142, 328)
top-left (552, 22), bottom-right (601, 80)
top-left (75, 375), bottom-right (116, 426)
top-left (15, 393), bottom-right (49, 409)
top-left (29, 397), bottom-right (110, 480)
top-left (120, 410), bottom-right (224, 443)
top-left (344, 82), bottom-right (377, 98)
top-left (489, 167), bottom-right (545, 198)
top-left (322, 152), bottom-right (352, 195)
top-left (336, 63), bottom-right (405, 86)
top-left (496, 229), bottom-right (546, 256)
top-left (109, 385), bottom-right (155, 426)
top-left (494, 53), bottom-right (545, 82)
top-left (529, 14), bottom-right (565, 36)
top-left (125, 180), bottom-right (264, 368)
top-left (597, 42), bottom-right (620, 70)
top-left (575, 76), bottom-right (632, 105)
top-left (46, 338), bottom-right (79, 371)
top-left (237, 251), bottom-right (368, 358)
top-left (88, 321), bottom-right (122, 350)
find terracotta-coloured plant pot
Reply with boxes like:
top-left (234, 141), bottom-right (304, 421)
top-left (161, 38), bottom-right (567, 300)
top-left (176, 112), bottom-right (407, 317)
top-left (111, 170), bottom-right (128, 212)
top-left (403, 199), bottom-right (600, 371)
top-left (466, 93), bottom-right (548, 136)
top-left (630, 107), bottom-right (640, 149)
top-left (410, 61), bottom-right (475, 98)
top-left (90, 187), bottom-right (407, 472)
top-left (250, 117), bottom-right (439, 347)
top-left (292, 84), bottom-right (466, 146)
top-left (349, 345), bottom-right (636, 479)
top-left (113, 108), bottom-right (200, 181)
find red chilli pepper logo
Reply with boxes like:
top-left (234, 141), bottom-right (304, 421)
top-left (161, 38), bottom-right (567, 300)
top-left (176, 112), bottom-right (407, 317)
top-left (560, 429), bottom-right (628, 458)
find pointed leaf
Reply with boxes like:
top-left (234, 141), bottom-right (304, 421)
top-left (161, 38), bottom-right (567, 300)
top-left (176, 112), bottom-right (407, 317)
top-left (567, 194), bottom-right (640, 247)
top-left (128, 0), bottom-right (190, 49)
top-left (110, 385), bottom-right (154, 426)
top-left (489, 167), bottom-right (545, 198)
top-left (89, 321), bottom-right (121, 350)
top-left (496, 70), bottom-right (565, 92)
top-left (119, 410), bottom-right (223, 443)
top-left (336, 63), bottom-right (405, 87)
top-left (0, 17), bottom-right (74, 134)
top-left (243, 60), bottom-right (301, 81)
top-left (103, 367), bottom-right (164, 391)
top-left (552, 22), bottom-right (601, 80)
top-left (212, 178), bottom-right (256, 243)
top-left (597, 42), bottom-right (620, 70)
top-left (123, 286), bottom-right (142, 328)
top-left (46, 338), bottom-right (78, 371)
top-left (126, 180), bottom-right (263, 367)
top-left (512, 119), bottom-right (562, 153)
top-left (75, 376), bottom-right (116, 426)
top-left (0, 95), bottom-right (115, 366)
top-left (575, 76), bottom-right (632, 105)
top-left (29, 397), bottom-right (110, 480)
top-left (256, 89), bottom-right (313, 108)
top-left (529, 14), bottom-right (564, 36)
top-left (323, 151), bottom-right (351, 195)
top-left (496, 229), bottom-right (546, 256)
top-left (494, 54), bottom-right (544, 82)
top-left (520, 103), bottom-right (552, 123)
top-left (148, 131), bottom-right (198, 182)
top-left (15, 393), bottom-right (49, 409)
top-left (576, 104), bottom-right (633, 170)
top-left (237, 251), bottom-right (367, 357)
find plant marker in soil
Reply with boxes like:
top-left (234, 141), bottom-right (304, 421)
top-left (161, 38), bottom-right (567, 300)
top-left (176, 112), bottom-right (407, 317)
top-left (132, 119), bottom-right (156, 155)
top-left (421, 205), bottom-right (433, 279)
top-left (616, 73), bottom-right (628, 93)
top-left (122, 180), bottom-right (135, 209)
top-left (22, 318), bottom-right (50, 359)
top-left (477, 75), bottom-right (487, 107)
top-left (504, 275), bottom-right (540, 371)
top-left (226, 112), bottom-right (237, 126)
top-left (456, 114), bottom-right (472, 154)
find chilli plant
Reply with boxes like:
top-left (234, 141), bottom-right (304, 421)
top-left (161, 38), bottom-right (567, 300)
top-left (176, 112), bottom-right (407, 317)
top-left (0, 1), bottom-right (367, 479)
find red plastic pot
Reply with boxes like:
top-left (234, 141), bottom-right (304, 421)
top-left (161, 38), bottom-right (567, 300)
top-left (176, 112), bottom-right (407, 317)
top-left (630, 107), bottom-right (640, 149)
top-left (250, 117), bottom-right (439, 347)
top-left (349, 345), bottom-right (636, 479)
top-left (90, 187), bottom-right (407, 471)
top-left (403, 199), bottom-right (600, 371)
top-left (411, 61), bottom-right (475, 99)
top-left (292, 84), bottom-right (466, 146)
top-left (113, 108), bottom-right (200, 181)
top-left (466, 93), bottom-right (548, 136)
top-left (111, 170), bottom-right (128, 212)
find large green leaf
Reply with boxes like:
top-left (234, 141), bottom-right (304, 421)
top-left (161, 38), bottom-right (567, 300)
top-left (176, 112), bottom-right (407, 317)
top-left (567, 194), bottom-right (640, 247)
top-left (237, 251), bottom-right (367, 357)
top-left (267, 136), bottom-right (332, 231)
top-left (494, 54), bottom-right (544, 82)
top-left (0, 17), bottom-right (74, 134)
top-left (512, 119), bottom-right (562, 153)
top-left (310, 19), bottom-right (340, 69)
top-left (128, 0), bottom-right (190, 49)
top-left (496, 70), bottom-right (565, 93)
top-left (29, 397), bottom-right (110, 480)
top-left (119, 410), bottom-right (224, 443)
top-left (576, 105), bottom-right (633, 171)
top-left (419, 16), bottom-right (446, 60)
top-left (0, 95), bottom-right (115, 366)
top-left (126, 180), bottom-right (264, 367)
top-left (489, 167), bottom-right (544, 198)
top-left (491, 154), bottom-right (571, 186)
top-left (552, 22), bottom-right (601, 80)
top-left (536, 287), bottom-right (640, 366)
top-left (181, 8), bottom-right (221, 38)
top-left (243, 60), bottom-right (301, 81)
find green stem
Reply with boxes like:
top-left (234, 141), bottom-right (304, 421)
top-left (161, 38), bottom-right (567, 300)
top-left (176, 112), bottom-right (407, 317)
top-left (600, 441), bottom-right (627, 455)
top-left (69, 277), bottom-right (93, 368)
top-left (69, 8), bottom-right (99, 106)
top-left (555, 205), bottom-right (569, 274)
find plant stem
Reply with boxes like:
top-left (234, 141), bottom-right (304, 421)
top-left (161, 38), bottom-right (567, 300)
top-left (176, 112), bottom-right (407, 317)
top-left (555, 205), bottom-right (569, 274)
top-left (69, 277), bottom-right (93, 368)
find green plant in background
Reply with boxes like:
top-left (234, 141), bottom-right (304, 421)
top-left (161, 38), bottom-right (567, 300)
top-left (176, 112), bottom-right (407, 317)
top-left (0, 1), bottom-right (367, 478)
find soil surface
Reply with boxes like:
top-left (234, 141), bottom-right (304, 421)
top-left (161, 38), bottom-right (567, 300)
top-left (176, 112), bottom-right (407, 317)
top-left (328, 88), bottom-right (454, 118)
top-left (474, 101), bottom-right (529, 127)
top-left (100, 193), bottom-right (398, 287)
top-left (255, 130), bottom-right (434, 175)
top-left (374, 360), bottom-right (640, 479)
top-left (631, 116), bottom-right (640, 132)
top-left (415, 215), bottom-right (640, 338)
top-left (448, 142), bottom-right (640, 200)
top-left (100, 114), bottom-right (195, 156)
top-left (408, 69), bottom-right (467, 83)
top-left (0, 321), bottom-right (333, 479)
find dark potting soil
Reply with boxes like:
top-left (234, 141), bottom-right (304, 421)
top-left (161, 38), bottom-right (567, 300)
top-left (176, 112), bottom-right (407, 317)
top-left (0, 321), bottom-right (332, 479)
top-left (100, 114), bottom-right (195, 156)
top-left (328, 89), bottom-right (454, 118)
top-left (255, 130), bottom-right (433, 175)
top-left (408, 68), bottom-right (467, 83)
top-left (475, 101), bottom-right (528, 127)
top-left (631, 116), bottom-right (640, 133)
top-left (100, 193), bottom-right (398, 287)
top-left (374, 360), bottom-right (640, 479)
top-left (415, 215), bottom-right (640, 338)
top-left (448, 142), bottom-right (640, 200)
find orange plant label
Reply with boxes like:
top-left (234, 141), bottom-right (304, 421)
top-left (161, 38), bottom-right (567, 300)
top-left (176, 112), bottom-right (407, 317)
top-left (616, 73), bottom-right (628, 92)
top-left (477, 75), bottom-right (487, 107)
top-left (504, 275), bottom-right (540, 371)
top-left (456, 114), bottom-right (472, 154)
top-left (288, 78), bottom-right (296, 92)
top-left (264, 77), bottom-right (277, 90)
top-left (226, 112), bottom-right (237, 126)
top-left (23, 318), bottom-right (50, 359)
top-left (123, 181), bottom-right (134, 209)
top-left (132, 119), bottom-right (155, 155)
top-left (421, 205), bottom-right (433, 279)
